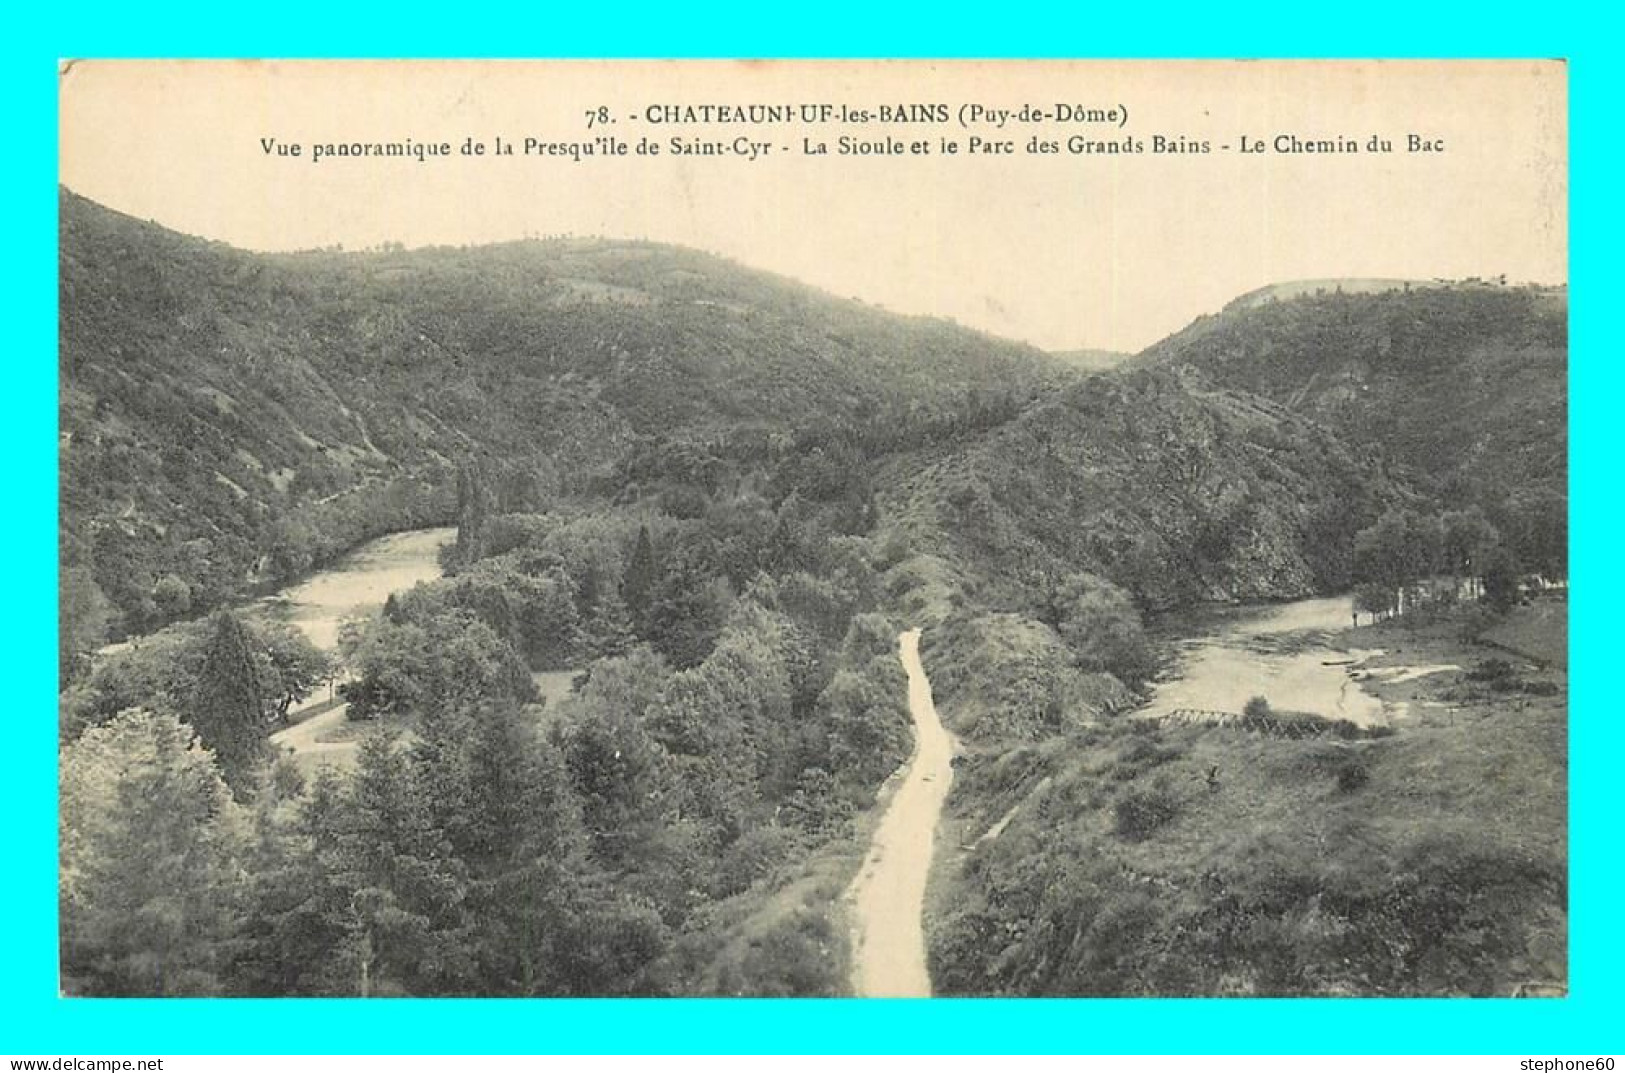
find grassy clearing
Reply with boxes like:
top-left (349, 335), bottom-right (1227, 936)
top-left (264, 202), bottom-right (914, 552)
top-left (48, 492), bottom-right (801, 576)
top-left (925, 605), bottom-right (1566, 997)
top-left (311, 710), bottom-right (417, 744)
top-left (530, 669), bottom-right (581, 709)
top-left (1480, 594), bottom-right (1568, 668)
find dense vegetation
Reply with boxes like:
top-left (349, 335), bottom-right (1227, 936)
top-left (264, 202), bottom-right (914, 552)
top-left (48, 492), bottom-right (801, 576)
top-left (58, 234), bottom-right (948, 993)
top-left (883, 370), bottom-right (1407, 615)
top-left (1137, 283), bottom-right (1567, 528)
top-left (61, 468), bottom-right (919, 994)
top-left (60, 613), bottom-right (333, 755)
top-left (59, 187), bottom-right (1062, 668)
top-left (927, 685), bottom-right (1566, 996)
top-left (1348, 503), bottom-right (1561, 623)
top-left (59, 189), bottom-right (1567, 997)
top-left (59, 188), bottom-right (1054, 995)
top-left (880, 285), bottom-right (1568, 999)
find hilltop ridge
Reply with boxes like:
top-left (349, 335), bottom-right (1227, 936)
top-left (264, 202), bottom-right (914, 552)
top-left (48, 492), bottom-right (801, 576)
top-left (59, 188), bottom-right (1066, 636)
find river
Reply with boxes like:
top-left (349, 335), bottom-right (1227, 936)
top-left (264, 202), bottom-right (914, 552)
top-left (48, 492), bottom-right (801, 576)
top-left (846, 628), bottom-right (959, 997)
top-left (259, 527), bottom-right (455, 769)
top-left (1140, 594), bottom-right (1386, 727)
top-left (255, 527), bottom-right (457, 651)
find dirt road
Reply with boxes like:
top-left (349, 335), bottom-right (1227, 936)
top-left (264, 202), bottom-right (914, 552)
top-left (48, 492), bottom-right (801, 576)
top-left (846, 628), bottom-right (958, 998)
top-left (262, 527), bottom-right (454, 772)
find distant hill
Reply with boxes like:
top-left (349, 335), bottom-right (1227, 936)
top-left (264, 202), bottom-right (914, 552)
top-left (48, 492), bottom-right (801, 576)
top-left (882, 369), bottom-right (1406, 610)
top-left (60, 189), bottom-right (1066, 635)
top-left (62, 187), bottom-right (1568, 642)
top-left (1047, 348), bottom-right (1132, 372)
top-left (1134, 281), bottom-right (1567, 515)
top-left (1223, 277), bottom-right (1463, 309)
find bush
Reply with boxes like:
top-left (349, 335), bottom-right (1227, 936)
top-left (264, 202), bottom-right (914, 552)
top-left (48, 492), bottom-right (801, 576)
top-left (1244, 695), bottom-right (1272, 719)
top-left (715, 913), bottom-right (841, 997)
top-left (715, 824), bottom-right (796, 897)
top-left (1327, 718), bottom-right (1363, 740)
top-left (1466, 659), bottom-right (1508, 681)
top-left (1114, 779), bottom-right (1183, 841)
top-left (1336, 761), bottom-right (1371, 793)
top-left (1467, 658), bottom-right (1525, 693)
top-left (1049, 572), bottom-right (1157, 688)
top-left (1110, 735), bottom-right (1186, 781)
top-left (152, 573), bottom-right (192, 618)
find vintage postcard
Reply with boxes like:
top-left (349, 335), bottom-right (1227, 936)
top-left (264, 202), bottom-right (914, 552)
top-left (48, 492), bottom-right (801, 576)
top-left (57, 59), bottom-right (1567, 998)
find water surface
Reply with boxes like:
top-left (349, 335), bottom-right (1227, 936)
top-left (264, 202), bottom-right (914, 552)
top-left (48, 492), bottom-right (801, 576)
top-left (1142, 595), bottom-right (1386, 726)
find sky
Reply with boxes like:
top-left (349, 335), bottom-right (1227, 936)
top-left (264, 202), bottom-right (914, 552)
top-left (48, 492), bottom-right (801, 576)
top-left (58, 60), bottom-right (1567, 354)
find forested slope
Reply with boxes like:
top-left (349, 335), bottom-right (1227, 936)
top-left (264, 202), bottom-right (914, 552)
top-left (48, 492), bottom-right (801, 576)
top-left (1136, 282), bottom-right (1567, 531)
top-left (60, 188), bottom-right (1062, 649)
top-left (884, 369), bottom-right (1405, 612)
top-left (59, 188), bottom-right (1569, 999)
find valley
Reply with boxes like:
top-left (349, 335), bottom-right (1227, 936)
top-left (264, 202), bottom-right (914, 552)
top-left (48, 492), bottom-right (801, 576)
top-left (56, 186), bottom-right (1568, 999)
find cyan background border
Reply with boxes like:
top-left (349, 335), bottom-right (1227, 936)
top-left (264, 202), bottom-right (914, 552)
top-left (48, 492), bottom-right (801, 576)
top-left (7, 2), bottom-right (1611, 1054)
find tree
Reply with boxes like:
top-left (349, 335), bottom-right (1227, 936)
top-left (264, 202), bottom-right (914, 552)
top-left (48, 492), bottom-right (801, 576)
top-left (621, 524), bottom-right (657, 629)
top-left (60, 708), bottom-right (247, 996)
top-left (1357, 511), bottom-right (1397, 586)
top-left (1410, 513), bottom-right (1446, 581)
top-left (232, 766), bottom-right (354, 995)
top-left (513, 568), bottom-right (581, 668)
top-left (337, 732), bottom-right (472, 995)
top-left (1481, 544), bottom-right (1523, 612)
top-left (410, 702), bottom-right (476, 856)
top-left (1354, 582), bottom-right (1397, 623)
top-left (820, 666), bottom-right (904, 787)
top-left (189, 610), bottom-right (272, 793)
top-left (644, 543), bottom-right (734, 669)
top-left (61, 620), bottom-right (208, 741)
top-left (458, 704), bottom-right (589, 994)
top-left (152, 573), bottom-right (193, 619)
top-left (339, 619), bottom-right (430, 719)
top-left (460, 704), bottom-right (582, 868)
top-left (451, 458), bottom-right (492, 569)
top-left (1498, 487), bottom-right (1568, 581)
top-left (1045, 572), bottom-right (1155, 688)
top-left (257, 620), bottom-right (335, 721)
top-left (63, 616), bottom-right (325, 743)
top-left (341, 611), bottom-right (534, 720)
top-left (1354, 508), bottom-right (1450, 612)
top-left (558, 650), bottom-right (676, 869)
top-left (1443, 508), bottom-right (1499, 595)
top-left (550, 886), bottom-right (672, 996)
top-left (578, 587), bottom-right (636, 661)
top-left (266, 518), bottom-right (318, 582)
top-left (766, 499), bottom-right (805, 572)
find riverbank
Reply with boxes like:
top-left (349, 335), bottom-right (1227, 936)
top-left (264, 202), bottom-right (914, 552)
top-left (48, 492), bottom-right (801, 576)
top-left (95, 527), bottom-right (457, 659)
top-left (924, 596), bottom-right (1567, 996)
top-left (255, 527), bottom-right (454, 774)
top-left (1138, 594), bottom-right (1386, 728)
top-left (252, 527), bottom-right (456, 651)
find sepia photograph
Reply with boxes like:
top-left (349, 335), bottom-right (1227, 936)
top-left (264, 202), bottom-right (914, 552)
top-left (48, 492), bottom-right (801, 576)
top-left (56, 59), bottom-right (1568, 999)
